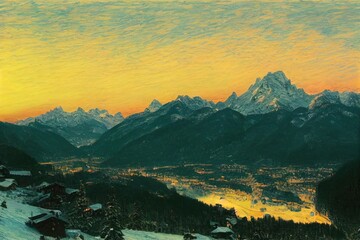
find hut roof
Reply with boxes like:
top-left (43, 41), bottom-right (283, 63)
top-left (211, 227), bottom-right (234, 234)
top-left (29, 213), bottom-right (67, 224)
top-left (89, 203), bottom-right (102, 211)
top-left (0, 179), bottom-right (17, 188)
top-left (9, 170), bottom-right (32, 176)
top-left (65, 188), bottom-right (79, 195)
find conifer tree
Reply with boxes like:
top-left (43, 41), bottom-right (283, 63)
top-left (127, 202), bottom-right (143, 230)
top-left (1, 200), bottom-right (7, 208)
top-left (101, 194), bottom-right (124, 240)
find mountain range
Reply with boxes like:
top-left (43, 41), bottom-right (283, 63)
top-left (5, 71), bottom-right (360, 167)
top-left (89, 71), bottom-right (360, 167)
top-left (100, 101), bottom-right (359, 167)
top-left (17, 107), bottom-right (124, 147)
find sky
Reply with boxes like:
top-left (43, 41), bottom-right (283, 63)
top-left (0, 0), bottom-right (359, 122)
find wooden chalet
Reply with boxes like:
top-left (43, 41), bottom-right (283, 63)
top-left (37, 182), bottom-right (66, 196)
top-left (0, 178), bottom-right (17, 191)
top-left (0, 165), bottom-right (10, 179)
top-left (9, 170), bottom-right (32, 186)
top-left (211, 227), bottom-right (235, 240)
top-left (32, 193), bottom-right (63, 210)
top-left (26, 212), bottom-right (68, 238)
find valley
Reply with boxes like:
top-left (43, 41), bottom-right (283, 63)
top-left (45, 159), bottom-right (337, 225)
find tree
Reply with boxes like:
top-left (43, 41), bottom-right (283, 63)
top-left (76, 182), bottom-right (89, 214)
top-left (104, 228), bottom-right (124, 240)
top-left (66, 182), bottom-right (90, 230)
top-left (101, 194), bottom-right (124, 240)
top-left (127, 202), bottom-right (144, 230)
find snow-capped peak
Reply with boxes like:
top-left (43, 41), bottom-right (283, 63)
top-left (221, 71), bottom-right (313, 115)
top-left (175, 95), bottom-right (215, 110)
top-left (51, 106), bottom-right (64, 113)
top-left (16, 107), bottom-right (124, 146)
top-left (145, 99), bottom-right (162, 113)
top-left (75, 107), bottom-right (86, 114)
top-left (309, 90), bottom-right (360, 109)
top-left (262, 71), bottom-right (290, 85)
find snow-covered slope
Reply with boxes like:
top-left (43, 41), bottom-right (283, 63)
top-left (0, 189), bottom-right (97, 240)
top-left (223, 71), bottom-right (313, 115)
top-left (339, 91), bottom-right (360, 108)
top-left (16, 107), bottom-right (124, 147)
top-left (123, 230), bottom-right (210, 240)
top-left (0, 189), bottom-right (209, 240)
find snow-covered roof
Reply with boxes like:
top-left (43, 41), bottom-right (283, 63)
top-left (89, 203), bottom-right (102, 211)
top-left (226, 217), bottom-right (237, 225)
top-left (0, 165), bottom-right (7, 169)
top-left (33, 193), bottom-right (51, 204)
top-left (65, 188), bottom-right (79, 195)
top-left (9, 170), bottom-right (31, 176)
top-left (66, 229), bottom-right (82, 238)
top-left (0, 179), bottom-right (17, 188)
top-left (36, 182), bottom-right (50, 189)
top-left (0, 194), bottom-right (98, 240)
top-left (29, 213), bottom-right (67, 224)
top-left (36, 182), bottom-right (64, 190)
top-left (211, 227), bottom-right (234, 234)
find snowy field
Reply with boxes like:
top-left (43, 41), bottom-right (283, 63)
top-left (123, 229), bottom-right (211, 240)
top-left (0, 189), bottom-right (211, 240)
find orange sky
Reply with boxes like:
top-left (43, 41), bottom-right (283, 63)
top-left (0, 0), bottom-right (359, 122)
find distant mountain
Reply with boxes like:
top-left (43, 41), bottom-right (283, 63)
top-left (309, 90), bottom-right (360, 109)
top-left (101, 101), bottom-right (360, 167)
top-left (0, 122), bottom-right (78, 161)
top-left (17, 107), bottom-right (124, 147)
top-left (220, 71), bottom-right (313, 114)
top-left (0, 144), bottom-right (39, 170)
top-left (175, 95), bottom-right (216, 110)
top-left (145, 99), bottom-right (162, 113)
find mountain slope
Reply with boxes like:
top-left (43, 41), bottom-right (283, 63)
top-left (103, 104), bottom-right (360, 167)
top-left (0, 144), bottom-right (39, 169)
top-left (90, 100), bottom-right (195, 156)
top-left (17, 107), bottom-right (123, 147)
top-left (316, 158), bottom-right (360, 237)
top-left (0, 122), bottom-right (78, 161)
